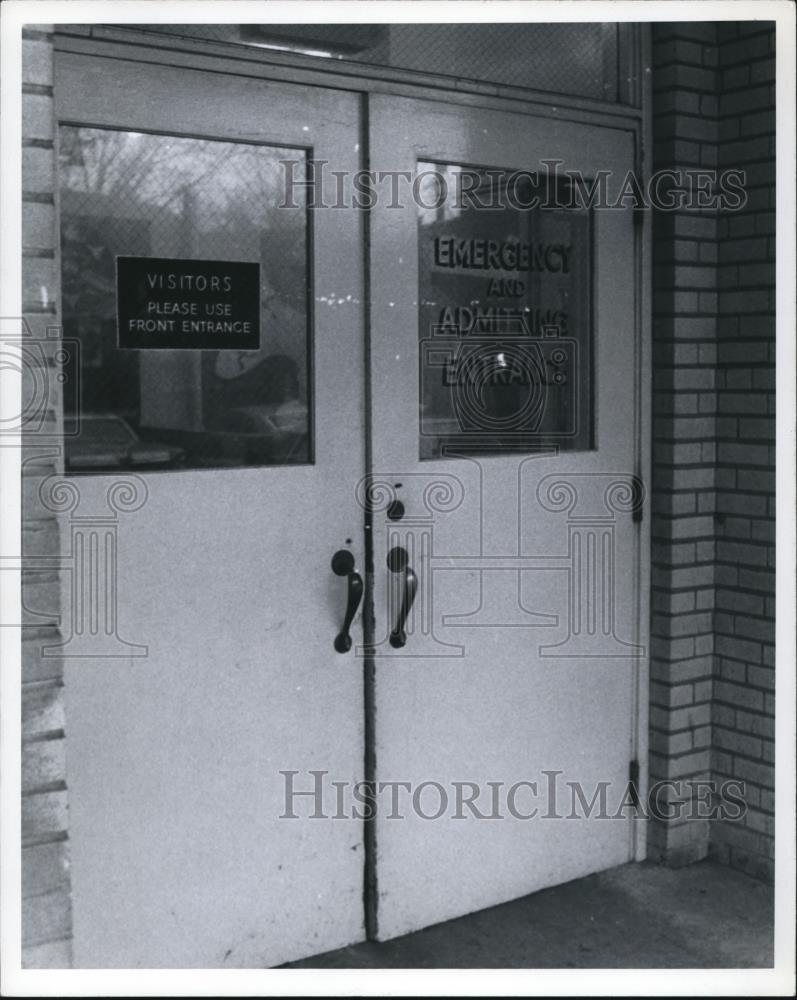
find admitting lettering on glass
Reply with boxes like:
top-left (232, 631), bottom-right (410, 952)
top-left (418, 163), bottom-right (593, 460)
top-left (58, 125), bottom-right (311, 472)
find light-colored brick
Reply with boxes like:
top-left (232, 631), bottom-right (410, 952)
top-left (22, 200), bottom-right (56, 249)
top-left (22, 937), bottom-right (72, 969)
top-left (22, 39), bottom-right (53, 86)
top-left (22, 93), bottom-right (54, 141)
top-left (22, 680), bottom-right (65, 737)
top-left (22, 736), bottom-right (66, 791)
top-left (22, 146), bottom-right (55, 195)
top-left (22, 840), bottom-right (70, 897)
top-left (21, 789), bottom-right (68, 843)
top-left (21, 887), bottom-right (71, 947)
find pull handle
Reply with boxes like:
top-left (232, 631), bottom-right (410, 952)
top-left (387, 546), bottom-right (418, 649)
top-left (331, 549), bottom-right (363, 654)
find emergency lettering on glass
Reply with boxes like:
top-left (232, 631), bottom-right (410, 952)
top-left (433, 237), bottom-right (572, 274)
top-left (116, 256), bottom-right (261, 350)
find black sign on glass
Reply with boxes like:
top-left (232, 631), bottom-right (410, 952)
top-left (116, 256), bottom-right (261, 351)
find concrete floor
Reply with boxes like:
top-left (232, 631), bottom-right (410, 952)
top-left (286, 860), bottom-right (774, 968)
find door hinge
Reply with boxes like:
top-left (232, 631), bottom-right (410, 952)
top-left (632, 469), bottom-right (644, 523)
top-left (628, 759), bottom-right (641, 809)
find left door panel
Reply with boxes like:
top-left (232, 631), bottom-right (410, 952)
top-left (54, 51), bottom-right (365, 967)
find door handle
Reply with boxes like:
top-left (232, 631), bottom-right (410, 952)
top-left (387, 546), bottom-right (418, 649)
top-left (331, 549), bottom-right (363, 653)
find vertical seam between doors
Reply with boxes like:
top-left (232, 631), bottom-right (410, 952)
top-left (360, 90), bottom-right (379, 941)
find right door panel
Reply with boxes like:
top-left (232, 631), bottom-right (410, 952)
top-left (368, 95), bottom-right (645, 941)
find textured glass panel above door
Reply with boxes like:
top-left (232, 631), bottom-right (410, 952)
top-left (418, 163), bottom-right (594, 461)
top-left (361, 23), bottom-right (619, 102)
top-left (59, 126), bottom-right (311, 471)
top-left (89, 23), bottom-right (628, 103)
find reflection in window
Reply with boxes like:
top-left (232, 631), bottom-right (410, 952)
top-left (58, 126), bottom-right (311, 472)
top-left (418, 162), bottom-right (593, 460)
top-left (130, 23), bottom-right (629, 104)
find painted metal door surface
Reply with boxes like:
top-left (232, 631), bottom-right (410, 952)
top-left (367, 95), bottom-right (647, 941)
top-left (55, 53), bottom-right (366, 967)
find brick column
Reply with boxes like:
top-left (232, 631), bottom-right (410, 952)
top-left (649, 22), bottom-right (721, 866)
top-left (648, 22), bottom-right (775, 880)
top-left (20, 25), bottom-right (73, 968)
top-left (709, 21), bottom-right (775, 882)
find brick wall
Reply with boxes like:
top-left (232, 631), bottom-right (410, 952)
top-left (710, 21), bottom-right (776, 882)
top-left (649, 21), bottom-right (721, 868)
top-left (20, 24), bottom-right (74, 968)
top-left (649, 22), bottom-right (775, 879)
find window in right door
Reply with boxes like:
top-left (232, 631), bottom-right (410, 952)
top-left (418, 162), bottom-right (594, 461)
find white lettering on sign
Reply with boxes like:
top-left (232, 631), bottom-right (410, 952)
top-left (128, 319), bottom-right (176, 333)
top-left (145, 272), bottom-right (234, 292)
top-left (127, 319), bottom-right (252, 336)
top-left (180, 320), bottom-right (252, 335)
top-left (147, 301), bottom-right (197, 315)
top-left (146, 302), bottom-right (234, 317)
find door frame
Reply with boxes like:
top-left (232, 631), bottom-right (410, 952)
top-left (52, 19), bottom-right (653, 932)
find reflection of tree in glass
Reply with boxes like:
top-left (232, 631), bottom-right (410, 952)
top-left (58, 127), bottom-right (297, 220)
top-left (58, 126), bottom-right (311, 435)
